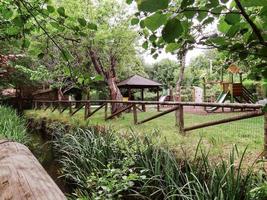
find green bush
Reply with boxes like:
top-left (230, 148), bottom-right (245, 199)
top-left (0, 105), bottom-right (28, 144)
top-left (53, 128), bottom-right (267, 200)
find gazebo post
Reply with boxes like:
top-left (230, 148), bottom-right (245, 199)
top-left (141, 88), bottom-right (145, 112)
top-left (157, 87), bottom-right (160, 112)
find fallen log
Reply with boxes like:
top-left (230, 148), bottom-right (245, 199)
top-left (0, 140), bottom-right (66, 200)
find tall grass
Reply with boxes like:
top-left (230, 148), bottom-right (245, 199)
top-left (53, 128), bottom-right (267, 200)
top-left (0, 105), bottom-right (28, 144)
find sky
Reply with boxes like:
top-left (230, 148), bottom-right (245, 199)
top-left (143, 48), bottom-right (205, 66)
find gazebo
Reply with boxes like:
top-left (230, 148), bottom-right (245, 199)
top-left (117, 75), bottom-right (162, 111)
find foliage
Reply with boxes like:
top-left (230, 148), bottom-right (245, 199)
top-left (146, 59), bottom-right (179, 89)
top-left (52, 127), bottom-right (267, 199)
top-left (130, 0), bottom-right (267, 97)
top-left (0, 105), bottom-right (28, 144)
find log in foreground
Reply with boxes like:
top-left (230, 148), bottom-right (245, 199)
top-left (0, 140), bottom-right (66, 200)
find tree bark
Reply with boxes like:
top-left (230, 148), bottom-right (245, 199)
top-left (88, 47), bottom-right (123, 114)
top-left (175, 49), bottom-right (187, 102)
top-left (175, 49), bottom-right (187, 127)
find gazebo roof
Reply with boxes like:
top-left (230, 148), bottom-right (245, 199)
top-left (117, 75), bottom-right (162, 88)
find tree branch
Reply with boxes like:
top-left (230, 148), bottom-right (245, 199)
top-left (234, 0), bottom-right (267, 46)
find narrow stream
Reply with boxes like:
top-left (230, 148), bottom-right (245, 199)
top-left (27, 128), bottom-right (71, 194)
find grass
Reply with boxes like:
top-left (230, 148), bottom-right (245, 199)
top-left (25, 107), bottom-right (264, 159)
top-left (0, 105), bottom-right (28, 144)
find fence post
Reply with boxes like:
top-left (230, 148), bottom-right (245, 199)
top-left (176, 105), bottom-right (184, 134)
top-left (264, 110), bottom-right (267, 157)
top-left (133, 103), bottom-right (137, 125)
top-left (34, 101), bottom-right (37, 109)
top-left (84, 102), bottom-right (88, 120)
top-left (105, 103), bottom-right (108, 120)
top-left (69, 102), bottom-right (72, 115)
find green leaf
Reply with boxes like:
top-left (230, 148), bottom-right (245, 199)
top-left (126, 0), bottom-right (133, 4)
top-left (3, 8), bottom-right (13, 19)
top-left (142, 41), bottom-right (148, 49)
top-left (38, 53), bottom-right (45, 59)
top-left (78, 18), bottom-right (87, 27)
top-left (57, 7), bottom-right (66, 17)
top-left (131, 18), bottom-right (139, 25)
top-left (47, 5), bottom-right (55, 13)
top-left (165, 43), bottom-right (180, 53)
top-left (203, 17), bottom-right (214, 25)
top-left (149, 35), bottom-right (157, 42)
top-left (162, 18), bottom-right (183, 43)
top-left (240, 0), bottom-right (267, 7)
top-left (226, 24), bottom-right (240, 37)
top-left (184, 9), bottom-right (196, 19)
top-left (197, 10), bottom-right (207, 21)
top-left (181, 0), bottom-right (194, 9)
top-left (209, 0), bottom-right (219, 7)
top-left (13, 16), bottom-right (24, 27)
top-left (153, 53), bottom-right (159, 59)
top-left (60, 49), bottom-right (73, 61)
top-left (225, 13), bottom-right (240, 25)
top-left (209, 37), bottom-right (227, 45)
top-left (6, 26), bottom-right (21, 36)
top-left (137, 0), bottom-right (170, 12)
top-left (22, 39), bottom-right (31, 49)
top-left (88, 23), bottom-right (97, 30)
top-left (144, 13), bottom-right (168, 31)
top-left (50, 22), bottom-right (65, 31)
top-left (218, 17), bottom-right (231, 33)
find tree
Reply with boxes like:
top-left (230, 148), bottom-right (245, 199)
top-left (130, 0), bottom-right (267, 99)
top-left (146, 59), bottom-right (178, 95)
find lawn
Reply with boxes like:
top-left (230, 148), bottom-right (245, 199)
top-left (25, 106), bottom-right (264, 159)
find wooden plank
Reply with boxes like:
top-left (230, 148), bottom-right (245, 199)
top-left (106, 104), bottom-right (133, 120)
top-left (105, 103), bottom-right (108, 119)
top-left (44, 102), bottom-right (51, 111)
top-left (177, 105), bottom-right (184, 134)
top-left (184, 112), bottom-right (264, 132)
top-left (71, 104), bottom-right (85, 116)
top-left (133, 104), bottom-right (137, 125)
top-left (85, 103), bottom-right (106, 119)
top-left (51, 103), bottom-right (58, 112)
top-left (0, 140), bottom-right (66, 200)
top-left (137, 106), bottom-right (179, 125)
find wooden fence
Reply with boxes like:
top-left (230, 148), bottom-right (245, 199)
top-left (33, 100), bottom-right (267, 155)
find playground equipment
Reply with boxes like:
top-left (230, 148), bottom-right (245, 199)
top-left (204, 64), bottom-right (256, 112)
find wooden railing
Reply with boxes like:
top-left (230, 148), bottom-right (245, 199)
top-left (33, 100), bottom-right (267, 156)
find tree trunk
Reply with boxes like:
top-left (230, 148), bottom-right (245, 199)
top-left (106, 73), bottom-right (123, 114)
top-left (88, 47), bottom-right (123, 114)
top-left (175, 49), bottom-right (187, 101)
top-left (175, 49), bottom-right (187, 127)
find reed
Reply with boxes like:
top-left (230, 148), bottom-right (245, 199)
top-left (54, 128), bottom-right (267, 200)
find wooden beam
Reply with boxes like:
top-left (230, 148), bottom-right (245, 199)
top-left (71, 104), bottom-right (85, 116)
top-left (106, 104), bottom-right (133, 120)
top-left (44, 103), bottom-right (51, 111)
top-left (51, 103), bottom-right (58, 112)
top-left (157, 87), bottom-right (160, 112)
top-left (137, 106), bottom-right (179, 125)
top-left (60, 105), bottom-right (68, 113)
top-left (133, 104), bottom-right (137, 125)
top-left (177, 105), bottom-right (184, 134)
top-left (184, 112), bottom-right (264, 132)
top-left (85, 103), bottom-right (106, 119)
